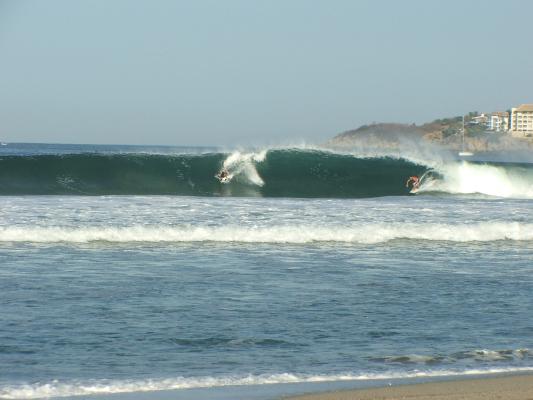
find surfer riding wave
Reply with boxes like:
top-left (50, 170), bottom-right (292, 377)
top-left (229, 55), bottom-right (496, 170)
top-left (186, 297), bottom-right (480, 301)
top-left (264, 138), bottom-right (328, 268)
top-left (216, 169), bottom-right (231, 183)
top-left (406, 175), bottom-right (420, 191)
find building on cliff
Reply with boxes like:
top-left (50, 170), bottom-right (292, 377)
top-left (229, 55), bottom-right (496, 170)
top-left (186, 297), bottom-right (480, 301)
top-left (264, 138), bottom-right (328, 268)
top-left (470, 113), bottom-right (488, 126)
top-left (510, 104), bottom-right (533, 137)
top-left (486, 111), bottom-right (509, 132)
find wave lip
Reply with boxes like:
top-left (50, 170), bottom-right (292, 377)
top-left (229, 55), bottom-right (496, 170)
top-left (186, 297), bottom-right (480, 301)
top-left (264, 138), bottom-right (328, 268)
top-left (0, 222), bottom-right (532, 244)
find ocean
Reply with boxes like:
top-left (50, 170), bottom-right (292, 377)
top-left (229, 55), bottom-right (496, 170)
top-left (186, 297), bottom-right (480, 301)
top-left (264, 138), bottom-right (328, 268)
top-left (1, 143), bottom-right (533, 399)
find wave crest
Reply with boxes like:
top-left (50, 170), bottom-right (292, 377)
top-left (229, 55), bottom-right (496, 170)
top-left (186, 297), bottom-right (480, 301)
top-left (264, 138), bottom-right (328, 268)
top-left (0, 222), bottom-right (532, 243)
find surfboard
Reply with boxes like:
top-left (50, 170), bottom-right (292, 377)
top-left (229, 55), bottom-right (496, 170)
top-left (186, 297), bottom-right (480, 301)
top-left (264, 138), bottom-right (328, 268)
top-left (216, 173), bottom-right (232, 183)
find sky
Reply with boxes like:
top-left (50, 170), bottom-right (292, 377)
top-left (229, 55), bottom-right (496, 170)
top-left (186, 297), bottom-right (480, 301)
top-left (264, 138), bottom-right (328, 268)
top-left (1, 0), bottom-right (532, 146)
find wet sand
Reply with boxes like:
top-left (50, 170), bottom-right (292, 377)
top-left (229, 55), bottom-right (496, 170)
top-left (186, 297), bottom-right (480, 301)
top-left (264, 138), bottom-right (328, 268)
top-left (286, 373), bottom-right (533, 400)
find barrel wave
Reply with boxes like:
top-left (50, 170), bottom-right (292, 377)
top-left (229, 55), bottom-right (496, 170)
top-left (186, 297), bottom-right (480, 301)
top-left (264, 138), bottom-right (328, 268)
top-left (2, 148), bottom-right (533, 198)
top-left (0, 150), bottom-right (427, 197)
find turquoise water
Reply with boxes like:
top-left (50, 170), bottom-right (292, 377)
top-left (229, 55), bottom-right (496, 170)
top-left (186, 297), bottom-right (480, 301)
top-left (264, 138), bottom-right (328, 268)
top-left (1, 144), bottom-right (533, 399)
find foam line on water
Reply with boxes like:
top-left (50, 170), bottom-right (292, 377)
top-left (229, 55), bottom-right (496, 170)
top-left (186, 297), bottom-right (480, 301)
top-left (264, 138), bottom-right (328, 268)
top-left (2, 368), bottom-right (533, 399)
top-left (0, 222), bottom-right (532, 243)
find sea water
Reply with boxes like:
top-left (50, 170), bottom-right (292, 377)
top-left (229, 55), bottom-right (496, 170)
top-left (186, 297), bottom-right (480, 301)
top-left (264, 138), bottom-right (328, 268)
top-left (1, 144), bottom-right (533, 399)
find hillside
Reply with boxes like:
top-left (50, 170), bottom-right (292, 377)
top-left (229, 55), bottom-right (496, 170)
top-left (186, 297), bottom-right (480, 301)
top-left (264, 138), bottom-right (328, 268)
top-left (326, 117), bottom-right (532, 152)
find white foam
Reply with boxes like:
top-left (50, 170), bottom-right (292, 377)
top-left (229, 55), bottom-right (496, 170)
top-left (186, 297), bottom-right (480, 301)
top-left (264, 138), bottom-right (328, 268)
top-left (467, 350), bottom-right (511, 362)
top-left (0, 222), bottom-right (532, 244)
top-left (222, 150), bottom-right (266, 186)
top-left (418, 161), bottom-right (533, 199)
top-left (3, 368), bottom-right (533, 399)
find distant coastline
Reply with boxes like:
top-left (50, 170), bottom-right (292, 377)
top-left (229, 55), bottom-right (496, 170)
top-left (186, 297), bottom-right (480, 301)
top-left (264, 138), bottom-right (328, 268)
top-left (327, 117), bottom-right (533, 152)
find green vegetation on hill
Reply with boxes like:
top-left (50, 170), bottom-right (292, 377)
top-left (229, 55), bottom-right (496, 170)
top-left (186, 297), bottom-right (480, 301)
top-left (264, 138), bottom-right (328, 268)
top-left (327, 112), bottom-right (533, 151)
top-left (330, 112), bottom-right (492, 144)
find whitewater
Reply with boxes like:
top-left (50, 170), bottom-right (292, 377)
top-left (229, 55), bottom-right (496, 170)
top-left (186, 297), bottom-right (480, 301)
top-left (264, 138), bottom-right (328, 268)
top-left (1, 144), bottom-right (533, 400)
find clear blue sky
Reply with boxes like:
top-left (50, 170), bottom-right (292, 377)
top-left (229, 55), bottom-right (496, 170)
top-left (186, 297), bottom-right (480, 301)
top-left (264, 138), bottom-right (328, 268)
top-left (1, 0), bottom-right (532, 146)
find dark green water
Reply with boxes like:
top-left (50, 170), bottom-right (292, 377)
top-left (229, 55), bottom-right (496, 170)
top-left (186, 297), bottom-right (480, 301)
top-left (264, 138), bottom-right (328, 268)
top-left (0, 150), bottom-right (424, 197)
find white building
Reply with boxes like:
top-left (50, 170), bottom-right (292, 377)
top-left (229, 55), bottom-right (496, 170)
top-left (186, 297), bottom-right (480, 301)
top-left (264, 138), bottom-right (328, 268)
top-left (470, 113), bottom-right (488, 125)
top-left (486, 112), bottom-right (509, 132)
top-left (510, 104), bottom-right (533, 137)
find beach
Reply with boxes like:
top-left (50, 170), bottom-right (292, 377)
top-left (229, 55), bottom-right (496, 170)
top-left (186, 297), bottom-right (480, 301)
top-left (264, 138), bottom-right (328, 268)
top-left (57, 373), bottom-right (533, 400)
top-left (287, 373), bottom-right (533, 400)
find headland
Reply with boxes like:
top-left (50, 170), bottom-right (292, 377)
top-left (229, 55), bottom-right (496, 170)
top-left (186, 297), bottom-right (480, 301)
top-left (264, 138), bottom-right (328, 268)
top-left (327, 115), bottom-right (533, 152)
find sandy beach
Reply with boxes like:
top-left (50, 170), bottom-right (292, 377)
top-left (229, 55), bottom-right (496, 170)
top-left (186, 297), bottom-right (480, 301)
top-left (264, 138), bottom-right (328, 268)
top-left (286, 373), bottom-right (533, 400)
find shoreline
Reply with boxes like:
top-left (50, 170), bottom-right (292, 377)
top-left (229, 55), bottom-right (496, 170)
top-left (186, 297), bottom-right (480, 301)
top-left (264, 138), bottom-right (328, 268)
top-left (56, 371), bottom-right (533, 400)
top-left (284, 372), bottom-right (533, 400)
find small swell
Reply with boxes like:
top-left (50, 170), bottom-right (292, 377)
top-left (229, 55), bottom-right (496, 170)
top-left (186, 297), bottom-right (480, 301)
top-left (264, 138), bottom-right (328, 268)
top-left (170, 337), bottom-right (297, 348)
top-left (369, 348), bottom-right (532, 365)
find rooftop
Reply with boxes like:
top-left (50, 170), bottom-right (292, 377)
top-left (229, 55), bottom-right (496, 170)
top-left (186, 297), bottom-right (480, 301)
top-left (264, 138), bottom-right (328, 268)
top-left (516, 104), bottom-right (533, 112)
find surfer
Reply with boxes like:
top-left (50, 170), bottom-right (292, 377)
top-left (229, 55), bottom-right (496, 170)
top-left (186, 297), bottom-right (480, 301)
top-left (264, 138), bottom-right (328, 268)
top-left (405, 175), bottom-right (420, 190)
top-left (217, 169), bottom-right (229, 182)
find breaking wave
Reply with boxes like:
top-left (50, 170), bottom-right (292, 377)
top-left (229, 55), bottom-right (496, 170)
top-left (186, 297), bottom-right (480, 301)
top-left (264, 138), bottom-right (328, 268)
top-left (418, 161), bottom-right (533, 198)
top-left (2, 367), bottom-right (533, 399)
top-left (1, 222), bottom-right (532, 243)
top-left (0, 148), bottom-right (532, 198)
top-left (0, 149), bottom-right (423, 197)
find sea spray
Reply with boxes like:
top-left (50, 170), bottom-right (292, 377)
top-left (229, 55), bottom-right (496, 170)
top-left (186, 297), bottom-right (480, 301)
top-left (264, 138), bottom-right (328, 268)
top-left (221, 150), bottom-right (266, 186)
top-left (417, 161), bottom-right (533, 198)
